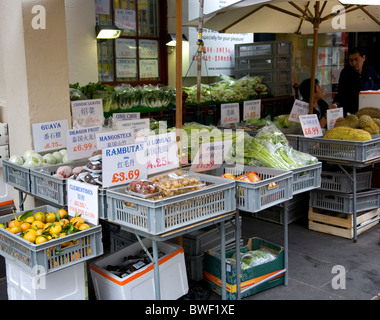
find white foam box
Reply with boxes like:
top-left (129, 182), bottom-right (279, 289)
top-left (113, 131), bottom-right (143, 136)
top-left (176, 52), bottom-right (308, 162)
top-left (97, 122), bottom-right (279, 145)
top-left (359, 90), bottom-right (380, 109)
top-left (6, 259), bottom-right (87, 300)
top-left (89, 238), bottom-right (188, 300)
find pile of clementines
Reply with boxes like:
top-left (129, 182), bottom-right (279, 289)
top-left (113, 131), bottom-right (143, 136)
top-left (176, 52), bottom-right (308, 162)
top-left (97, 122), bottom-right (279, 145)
top-left (0, 208), bottom-right (91, 245)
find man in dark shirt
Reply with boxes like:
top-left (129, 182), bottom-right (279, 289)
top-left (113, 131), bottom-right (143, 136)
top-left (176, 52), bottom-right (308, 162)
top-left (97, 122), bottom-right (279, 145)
top-left (334, 47), bottom-right (380, 116)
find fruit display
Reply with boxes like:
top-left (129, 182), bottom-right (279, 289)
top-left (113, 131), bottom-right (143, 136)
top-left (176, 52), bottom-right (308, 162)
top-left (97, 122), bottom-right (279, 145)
top-left (0, 208), bottom-right (91, 246)
top-left (322, 127), bottom-right (372, 141)
top-left (221, 171), bottom-right (262, 183)
top-left (8, 149), bottom-right (68, 168)
top-left (334, 107), bottom-right (380, 134)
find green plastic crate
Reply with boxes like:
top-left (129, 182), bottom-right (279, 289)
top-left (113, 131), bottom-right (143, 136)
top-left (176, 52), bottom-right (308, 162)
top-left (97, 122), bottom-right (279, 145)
top-left (203, 237), bottom-right (284, 300)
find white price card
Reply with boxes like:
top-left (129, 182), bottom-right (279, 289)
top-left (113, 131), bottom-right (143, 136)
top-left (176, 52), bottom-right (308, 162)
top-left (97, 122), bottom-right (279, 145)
top-left (289, 99), bottom-right (310, 123)
top-left (71, 99), bottom-right (105, 128)
top-left (113, 112), bottom-right (140, 121)
top-left (115, 118), bottom-right (150, 140)
top-left (66, 126), bottom-right (100, 161)
top-left (95, 129), bottom-right (134, 150)
top-left (32, 120), bottom-right (68, 153)
top-left (190, 140), bottom-right (233, 172)
top-left (145, 132), bottom-right (179, 175)
top-left (327, 107), bottom-right (344, 130)
top-left (299, 114), bottom-right (323, 137)
top-left (221, 103), bottom-right (240, 125)
top-left (67, 179), bottom-right (99, 225)
top-left (101, 142), bottom-right (147, 188)
top-left (243, 100), bottom-right (261, 121)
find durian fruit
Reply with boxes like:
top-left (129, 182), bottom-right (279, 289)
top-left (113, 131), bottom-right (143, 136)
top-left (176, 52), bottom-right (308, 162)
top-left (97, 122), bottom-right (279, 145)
top-left (373, 117), bottom-right (380, 128)
top-left (334, 115), bottom-right (359, 128)
top-left (356, 107), bottom-right (380, 119)
top-left (323, 126), bottom-right (372, 141)
top-left (358, 115), bottom-right (379, 134)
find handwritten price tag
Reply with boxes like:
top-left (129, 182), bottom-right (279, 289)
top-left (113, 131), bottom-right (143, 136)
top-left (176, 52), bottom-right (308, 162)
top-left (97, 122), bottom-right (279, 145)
top-left (327, 107), bottom-right (344, 130)
top-left (289, 99), bottom-right (310, 123)
top-left (102, 143), bottom-right (147, 188)
top-left (243, 100), bottom-right (261, 121)
top-left (66, 126), bottom-right (100, 161)
top-left (221, 103), bottom-right (240, 124)
top-left (71, 99), bottom-right (104, 128)
top-left (299, 114), bottom-right (323, 137)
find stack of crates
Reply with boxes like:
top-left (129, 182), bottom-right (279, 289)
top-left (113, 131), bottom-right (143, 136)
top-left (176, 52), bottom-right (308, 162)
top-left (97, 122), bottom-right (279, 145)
top-left (234, 41), bottom-right (293, 97)
top-left (308, 165), bottom-right (380, 239)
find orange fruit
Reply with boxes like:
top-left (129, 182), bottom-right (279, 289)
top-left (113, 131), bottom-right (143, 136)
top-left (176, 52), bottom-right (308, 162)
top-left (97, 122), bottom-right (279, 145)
top-left (35, 235), bottom-right (48, 245)
top-left (33, 212), bottom-right (46, 223)
top-left (49, 224), bottom-right (62, 235)
top-left (20, 222), bottom-right (31, 232)
top-left (45, 212), bottom-right (56, 223)
top-left (36, 229), bottom-right (44, 236)
top-left (9, 225), bottom-right (22, 234)
top-left (0, 224), bottom-right (5, 229)
top-left (9, 220), bottom-right (21, 228)
top-left (59, 219), bottom-right (69, 226)
top-left (31, 220), bottom-right (45, 230)
top-left (57, 208), bottom-right (68, 219)
top-left (24, 216), bottom-right (35, 224)
top-left (23, 229), bottom-right (37, 243)
top-left (78, 223), bottom-right (90, 231)
top-left (70, 216), bottom-right (85, 227)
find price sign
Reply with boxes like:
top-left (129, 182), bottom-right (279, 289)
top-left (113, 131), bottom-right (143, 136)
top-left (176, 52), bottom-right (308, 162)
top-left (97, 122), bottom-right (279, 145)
top-left (243, 100), bottom-right (261, 121)
top-left (32, 120), bottom-right (68, 152)
top-left (66, 126), bottom-right (100, 161)
top-left (327, 107), bottom-right (344, 130)
top-left (145, 132), bottom-right (179, 175)
top-left (221, 103), bottom-right (240, 124)
top-left (299, 114), bottom-right (323, 137)
top-left (67, 179), bottom-right (99, 225)
top-left (71, 99), bottom-right (105, 128)
top-left (113, 112), bottom-right (140, 121)
top-left (289, 99), bottom-right (310, 123)
top-left (95, 129), bottom-right (134, 150)
top-left (102, 142), bottom-right (147, 188)
top-left (190, 140), bottom-right (233, 173)
top-left (115, 118), bottom-right (150, 140)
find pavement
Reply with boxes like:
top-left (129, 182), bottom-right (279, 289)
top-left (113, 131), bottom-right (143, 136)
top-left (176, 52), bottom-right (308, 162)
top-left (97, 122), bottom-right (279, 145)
top-left (1, 211), bottom-right (380, 301)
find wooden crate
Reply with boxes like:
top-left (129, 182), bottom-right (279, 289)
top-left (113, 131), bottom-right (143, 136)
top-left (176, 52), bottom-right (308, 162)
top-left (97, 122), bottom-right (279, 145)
top-left (308, 207), bottom-right (380, 239)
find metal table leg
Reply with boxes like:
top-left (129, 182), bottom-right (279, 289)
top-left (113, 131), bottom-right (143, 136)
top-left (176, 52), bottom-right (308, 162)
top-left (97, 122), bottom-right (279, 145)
top-left (220, 220), bottom-right (226, 300)
top-left (235, 211), bottom-right (241, 300)
top-left (352, 166), bottom-right (357, 242)
top-left (283, 203), bottom-right (289, 285)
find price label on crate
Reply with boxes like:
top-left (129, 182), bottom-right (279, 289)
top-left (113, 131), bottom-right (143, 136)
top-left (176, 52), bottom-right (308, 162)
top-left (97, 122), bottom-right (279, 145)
top-left (243, 100), bottom-right (261, 121)
top-left (145, 132), bottom-right (179, 175)
top-left (289, 99), bottom-right (309, 123)
top-left (221, 103), bottom-right (240, 124)
top-left (190, 140), bottom-right (233, 172)
top-left (67, 179), bottom-right (99, 225)
top-left (66, 126), bottom-right (100, 161)
top-left (299, 114), bottom-right (323, 137)
top-left (102, 142), bottom-right (147, 188)
top-left (32, 120), bottom-right (68, 152)
top-left (327, 107), bottom-right (344, 130)
top-left (71, 99), bottom-right (104, 128)
top-left (95, 129), bottom-right (134, 150)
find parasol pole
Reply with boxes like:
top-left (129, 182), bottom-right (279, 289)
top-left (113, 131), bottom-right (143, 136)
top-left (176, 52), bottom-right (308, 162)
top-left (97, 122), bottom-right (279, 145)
top-left (309, 1), bottom-right (320, 114)
top-left (196, 0), bottom-right (205, 120)
top-left (175, 0), bottom-right (183, 153)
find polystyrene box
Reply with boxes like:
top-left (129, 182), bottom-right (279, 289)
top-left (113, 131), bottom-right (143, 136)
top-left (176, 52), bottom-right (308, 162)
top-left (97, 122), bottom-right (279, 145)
top-left (6, 259), bottom-right (87, 300)
top-left (90, 238), bottom-right (188, 300)
top-left (359, 90), bottom-right (380, 109)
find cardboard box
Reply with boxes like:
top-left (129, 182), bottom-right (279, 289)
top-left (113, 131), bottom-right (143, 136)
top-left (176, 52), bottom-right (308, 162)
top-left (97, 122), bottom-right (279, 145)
top-left (203, 237), bottom-right (284, 300)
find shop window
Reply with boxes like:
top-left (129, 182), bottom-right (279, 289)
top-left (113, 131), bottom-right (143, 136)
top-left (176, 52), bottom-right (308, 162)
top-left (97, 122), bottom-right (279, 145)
top-left (96, 0), bottom-right (167, 85)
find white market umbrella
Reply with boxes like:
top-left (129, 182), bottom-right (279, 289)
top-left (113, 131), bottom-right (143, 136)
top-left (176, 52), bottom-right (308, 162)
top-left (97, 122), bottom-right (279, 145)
top-left (185, 0), bottom-right (380, 113)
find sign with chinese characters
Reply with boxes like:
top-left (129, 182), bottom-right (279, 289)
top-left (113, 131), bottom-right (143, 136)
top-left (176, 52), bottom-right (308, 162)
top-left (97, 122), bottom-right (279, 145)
top-left (32, 120), bottom-right (68, 152)
top-left (139, 60), bottom-right (159, 79)
top-left (145, 132), bottom-right (179, 175)
top-left (299, 114), bottom-right (323, 137)
top-left (139, 40), bottom-right (158, 58)
top-left (71, 99), bottom-right (104, 128)
top-left (66, 126), bottom-right (100, 161)
top-left (190, 140), bottom-right (233, 172)
top-left (116, 59), bottom-right (137, 78)
top-left (115, 39), bottom-right (136, 58)
top-left (289, 99), bottom-right (310, 123)
top-left (327, 107), bottom-right (344, 130)
top-left (95, 129), bottom-right (134, 150)
top-left (115, 118), bottom-right (150, 140)
top-left (67, 179), bottom-right (99, 225)
top-left (115, 9), bottom-right (136, 31)
top-left (101, 142), bottom-right (147, 188)
top-left (243, 100), bottom-right (261, 121)
top-left (221, 103), bottom-right (240, 124)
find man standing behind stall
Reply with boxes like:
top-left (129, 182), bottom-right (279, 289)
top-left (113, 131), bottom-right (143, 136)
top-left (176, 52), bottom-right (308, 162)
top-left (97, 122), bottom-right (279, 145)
top-left (333, 47), bottom-right (380, 116)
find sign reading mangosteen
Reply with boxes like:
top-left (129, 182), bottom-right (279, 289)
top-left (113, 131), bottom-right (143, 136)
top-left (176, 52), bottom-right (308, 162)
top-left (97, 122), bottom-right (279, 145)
top-left (95, 129), bottom-right (134, 150)
top-left (32, 120), bottom-right (68, 153)
top-left (66, 126), bottom-right (100, 161)
top-left (101, 142), bottom-right (147, 188)
top-left (67, 179), bottom-right (99, 225)
top-left (71, 99), bottom-right (105, 128)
